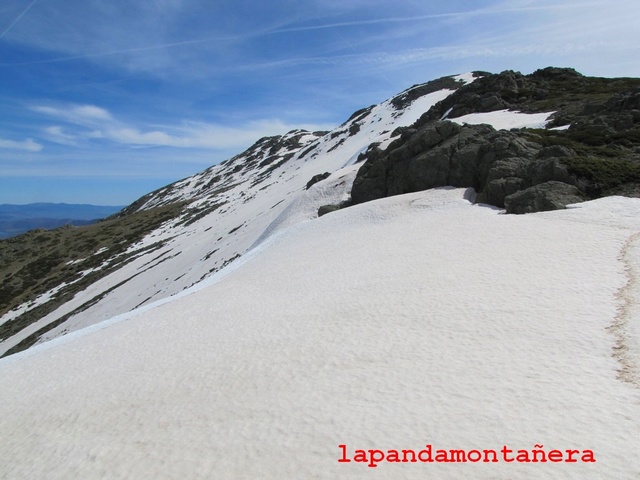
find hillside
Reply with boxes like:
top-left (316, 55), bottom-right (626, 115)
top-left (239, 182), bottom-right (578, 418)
top-left (1, 67), bottom-right (640, 358)
top-left (1, 188), bottom-right (638, 479)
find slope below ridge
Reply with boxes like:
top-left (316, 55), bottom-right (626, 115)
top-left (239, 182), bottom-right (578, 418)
top-left (1, 189), bottom-right (639, 479)
top-left (0, 74), bottom-right (473, 357)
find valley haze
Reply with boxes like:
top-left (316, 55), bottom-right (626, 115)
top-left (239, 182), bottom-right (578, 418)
top-left (0, 203), bottom-right (124, 239)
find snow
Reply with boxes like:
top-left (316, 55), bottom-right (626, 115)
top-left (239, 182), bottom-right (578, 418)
top-left (1, 189), bottom-right (639, 479)
top-left (450, 109), bottom-right (555, 130)
top-left (0, 285), bottom-right (66, 327)
top-left (452, 72), bottom-right (478, 84)
top-left (391, 88), bottom-right (455, 128)
top-left (0, 83), bottom-right (461, 356)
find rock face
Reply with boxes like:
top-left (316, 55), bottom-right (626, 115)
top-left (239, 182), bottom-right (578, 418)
top-left (352, 121), bottom-right (563, 209)
top-left (504, 182), bottom-right (585, 214)
top-left (352, 67), bottom-right (640, 213)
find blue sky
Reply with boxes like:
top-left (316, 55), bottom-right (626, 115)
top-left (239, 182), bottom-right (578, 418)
top-left (1, 0), bottom-right (639, 205)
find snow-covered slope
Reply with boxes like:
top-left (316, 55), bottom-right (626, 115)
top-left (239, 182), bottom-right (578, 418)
top-left (1, 188), bottom-right (638, 479)
top-left (1, 74), bottom-right (487, 356)
top-left (5, 67), bottom-right (640, 358)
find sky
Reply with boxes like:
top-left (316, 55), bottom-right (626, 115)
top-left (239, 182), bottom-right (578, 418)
top-left (1, 0), bottom-right (639, 205)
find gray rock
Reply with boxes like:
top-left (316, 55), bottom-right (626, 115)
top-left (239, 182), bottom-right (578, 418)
top-left (479, 177), bottom-right (525, 207)
top-left (479, 93), bottom-right (506, 111)
top-left (530, 158), bottom-right (576, 186)
top-left (318, 204), bottom-right (341, 217)
top-left (306, 172), bottom-right (331, 190)
top-left (350, 68), bottom-right (640, 214)
top-left (351, 154), bottom-right (389, 204)
top-left (504, 181), bottom-right (585, 214)
top-left (484, 158), bottom-right (530, 182)
top-left (353, 122), bottom-right (545, 207)
top-left (537, 145), bottom-right (576, 158)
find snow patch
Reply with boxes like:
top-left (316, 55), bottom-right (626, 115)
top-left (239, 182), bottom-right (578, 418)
top-left (450, 109), bottom-right (555, 130)
top-left (452, 72), bottom-right (478, 84)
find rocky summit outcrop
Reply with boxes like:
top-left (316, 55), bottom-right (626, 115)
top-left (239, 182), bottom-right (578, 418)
top-left (351, 121), bottom-right (582, 210)
top-left (351, 68), bottom-right (640, 213)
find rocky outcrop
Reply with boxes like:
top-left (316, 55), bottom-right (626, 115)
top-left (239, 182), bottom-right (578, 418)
top-left (352, 121), bottom-right (546, 209)
top-left (350, 116), bottom-right (639, 213)
top-left (504, 182), bottom-right (585, 214)
top-left (306, 172), bottom-right (331, 190)
top-left (351, 68), bottom-right (640, 214)
top-left (390, 75), bottom-right (470, 110)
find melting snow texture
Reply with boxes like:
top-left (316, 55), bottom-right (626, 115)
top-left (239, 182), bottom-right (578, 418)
top-left (1, 189), bottom-right (639, 479)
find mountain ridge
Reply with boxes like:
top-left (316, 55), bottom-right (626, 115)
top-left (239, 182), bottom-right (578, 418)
top-left (1, 67), bottom-right (639, 357)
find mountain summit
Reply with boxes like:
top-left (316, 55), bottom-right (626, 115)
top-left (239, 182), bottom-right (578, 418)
top-left (1, 67), bottom-right (639, 357)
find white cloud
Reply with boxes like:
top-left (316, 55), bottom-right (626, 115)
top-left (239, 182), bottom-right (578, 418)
top-left (42, 126), bottom-right (79, 146)
top-left (105, 119), bottom-right (333, 149)
top-left (31, 104), bottom-right (113, 125)
top-left (269, 2), bottom-right (600, 34)
top-left (72, 105), bottom-right (113, 121)
top-left (3, 0), bottom-right (638, 82)
top-left (0, 136), bottom-right (42, 152)
top-left (32, 102), bottom-right (333, 151)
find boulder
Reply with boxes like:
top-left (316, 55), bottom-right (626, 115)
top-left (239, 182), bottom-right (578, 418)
top-left (305, 172), bottom-right (331, 190)
top-left (504, 181), bottom-right (585, 214)
top-left (350, 154), bottom-right (389, 204)
top-left (479, 177), bottom-right (526, 207)
top-left (318, 204), bottom-right (341, 217)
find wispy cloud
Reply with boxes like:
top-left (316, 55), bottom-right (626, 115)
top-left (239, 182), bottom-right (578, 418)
top-left (268, 2), bottom-right (602, 34)
top-left (0, 35), bottom-right (245, 68)
top-left (0, 2), bottom-right (597, 69)
top-left (42, 126), bottom-right (83, 146)
top-left (32, 104), bottom-right (113, 123)
top-left (106, 119), bottom-right (334, 149)
top-left (0, 136), bottom-right (42, 151)
top-left (227, 39), bottom-right (617, 74)
top-left (0, 0), bottom-right (38, 40)
top-left (32, 103), bottom-right (334, 151)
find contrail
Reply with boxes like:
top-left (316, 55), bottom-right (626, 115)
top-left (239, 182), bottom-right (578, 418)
top-left (0, 1), bottom-right (603, 67)
top-left (0, 31), bottom-right (257, 67)
top-left (0, 0), bottom-right (38, 39)
top-left (268, 2), bottom-right (603, 34)
top-left (0, 36), bottom-right (239, 67)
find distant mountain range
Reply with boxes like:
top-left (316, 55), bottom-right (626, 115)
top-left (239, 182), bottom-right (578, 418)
top-left (0, 203), bottom-right (124, 239)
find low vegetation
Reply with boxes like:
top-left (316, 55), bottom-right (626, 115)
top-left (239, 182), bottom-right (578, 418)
top-left (0, 203), bottom-right (186, 353)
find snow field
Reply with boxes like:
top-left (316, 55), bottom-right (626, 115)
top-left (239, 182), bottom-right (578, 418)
top-left (1, 188), bottom-right (638, 479)
top-left (0, 82), bottom-right (464, 355)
